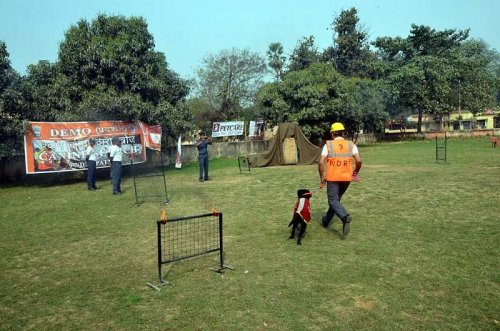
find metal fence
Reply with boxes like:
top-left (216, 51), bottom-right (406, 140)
top-left (154, 212), bottom-right (233, 285)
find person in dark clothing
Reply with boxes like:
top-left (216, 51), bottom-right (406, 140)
top-left (196, 132), bottom-right (212, 182)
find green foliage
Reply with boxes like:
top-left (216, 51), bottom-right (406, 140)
top-left (449, 40), bottom-right (498, 112)
top-left (266, 42), bottom-right (286, 81)
top-left (374, 25), bottom-right (498, 131)
top-left (330, 7), bottom-right (377, 78)
top-left (186, 97), bottom-right (217, 133)
top-left (0, 42), bottom-right (24, 157)
top-left (59, 15), bottom-right (190, 124)
top-left (257, 63), bottom-right (388, 140)
top-left (8, 14), bottom-right (192, 150)
top-left (287, 35), bottom-right (321, 72)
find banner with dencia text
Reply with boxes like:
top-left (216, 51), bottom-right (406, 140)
top-left (24, 120), bottom-right (161, 174)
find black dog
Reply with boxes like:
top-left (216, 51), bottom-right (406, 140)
top-left (288, 189), bottom-right (312, 245)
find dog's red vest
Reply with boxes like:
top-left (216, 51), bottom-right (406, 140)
top-left (293, 197), bottom-right (311, 223)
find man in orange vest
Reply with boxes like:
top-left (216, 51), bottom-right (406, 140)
top-left (318, 122), bottom-right (362, 235)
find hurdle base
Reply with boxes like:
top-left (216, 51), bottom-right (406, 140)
top-left (146, 280), bottom-right (171, 291)
top-left (211, 265), bottom-right (235, 274)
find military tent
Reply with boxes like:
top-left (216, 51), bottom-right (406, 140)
top-left (251, 123), bottom-right (321, 167)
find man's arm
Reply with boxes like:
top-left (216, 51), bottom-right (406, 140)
top-left (353, 153), bottom-right (362, 174)
top-left (318, 155), bottom-right (326, 183)
top-left (107, 147), bottom-right (113, 162)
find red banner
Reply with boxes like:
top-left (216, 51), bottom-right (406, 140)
top-left (24, 120), bottom-right (161, 174)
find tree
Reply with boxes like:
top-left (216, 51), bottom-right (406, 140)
top-left (373, 25), bottom-right (498, 132)
top-left (330, 7), bottom-right (377, 78)
top-left (266, 42), bottom-right (286, 81)
top-left (449, 40), bottom-right (498, 114)
top-left (0, 42), bottom-right (24, 157)
top-left (257, 63), bottom-right (388, 141)
top-left (18, 14), bottom-right (192, 143)
top-left (194, 48), bottom-right (267, 121)
top-left (186, 97), bottom-right (218, 134)
top-left (287, 36), bottom-right (321, 72)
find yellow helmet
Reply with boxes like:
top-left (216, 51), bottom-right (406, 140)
top-left (330, 122), bottom-right (345, 132)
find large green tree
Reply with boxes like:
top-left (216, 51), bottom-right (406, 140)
top-left (373, 25), bottom-right (498, 131)
top-left (0, 42), bottom-right (24, 157)
top-left (18, 14), bottom-right (192, 142)
top-left (448, 40), bottom-right (499, 114)
top-left (287, 36), bottom-right (321, 72)
top-left (257, 63), bottom-right (387, 141)
top-left (327, 7), bottom-right (378, 78)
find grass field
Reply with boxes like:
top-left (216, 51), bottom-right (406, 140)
top-left (1, 137), bottom-right (499, 330)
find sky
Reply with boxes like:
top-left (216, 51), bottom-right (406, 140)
top-left (1, 0), bottom-right (499, 80)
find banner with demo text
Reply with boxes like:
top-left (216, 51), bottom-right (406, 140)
top-left (24, 121), bottom-right (161, 174)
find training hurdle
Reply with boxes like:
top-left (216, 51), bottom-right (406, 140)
top-left (131, 152), bottom-right (169, 205)
top-left (435, 132), bottom-right (448, 163)
top-left (238, 156), bottom-right (251, 173)
top-left (151, 211), bottom-right (233, 288)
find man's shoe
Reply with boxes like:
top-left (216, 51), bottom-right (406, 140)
top-left (322, 216), bottom-right (330, 228)
top-left (342, 215), bottom-right (351, 235)
top-left (113, 191), bottom-right (120, 195)
top-left (88, 188), bottom-right (95, 191)
top-left (199, 178), bottom-right (204, 182)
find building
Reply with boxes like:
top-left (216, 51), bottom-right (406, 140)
top-left (387, 109), bottom-right (500, 133)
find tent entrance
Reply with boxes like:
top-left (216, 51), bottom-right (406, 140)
top-left (251, 123), bottom-right (321, 168)
top-left (282, 137), bottom-right (298, 164)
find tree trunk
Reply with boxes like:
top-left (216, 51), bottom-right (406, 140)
top-left (417, 110), bottom-right (423, 133)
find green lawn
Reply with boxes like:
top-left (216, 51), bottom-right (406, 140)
top-left (1, 137), bottom-right (499, 330)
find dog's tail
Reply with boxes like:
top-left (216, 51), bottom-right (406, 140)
top-left (288, 219), bottom-right (293, 227)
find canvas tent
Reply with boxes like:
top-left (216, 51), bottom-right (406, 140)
top-left (251, 123), bottom-right (321, 167)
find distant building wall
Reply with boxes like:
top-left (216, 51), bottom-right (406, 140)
top-left (0, 140), bottom-right (270, 183)
top-left (406, 111), bottom-right (499, 132)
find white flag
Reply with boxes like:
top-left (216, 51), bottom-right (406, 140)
top-left (175, 135), bottom-right (182, 168)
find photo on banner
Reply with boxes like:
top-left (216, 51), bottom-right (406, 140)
top-left (248, 119), bottom-right (264, 140)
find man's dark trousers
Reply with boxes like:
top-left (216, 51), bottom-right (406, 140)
top-left (111, 161), bottom-right (122, 193)
top-left (198, 154), bottom-right (208, 180)
top-left (87, 160), bottom-right (96, 189)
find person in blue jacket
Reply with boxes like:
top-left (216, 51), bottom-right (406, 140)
top-left (196, 132), bottom-right (212, 182)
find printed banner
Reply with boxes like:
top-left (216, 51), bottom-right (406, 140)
top-left (138, 121), bottom-right (162, 151)
top-left (248, 119), bottom-right (264, 140)
top-left (24, 121), bottom-right (161, 174)
top-left (211, 121), bottom-right (244, 137)
top-left (175, 135), bottom-right (182, 169)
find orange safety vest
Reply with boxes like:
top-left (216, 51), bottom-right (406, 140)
top-left (325, 139), bottom-right (354, 182)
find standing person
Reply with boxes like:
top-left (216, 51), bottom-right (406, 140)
top-left (318, 122), bottom-right (362, 235)
top-left (196, 132), bottom-right (212, 182)
top-left (107, 137), bottom-right (123, 194)
top-left (86, 138), bottom-right (98, 190)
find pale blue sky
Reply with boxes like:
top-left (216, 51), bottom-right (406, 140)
top-left (1, 0), bottom-right (499, 79)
